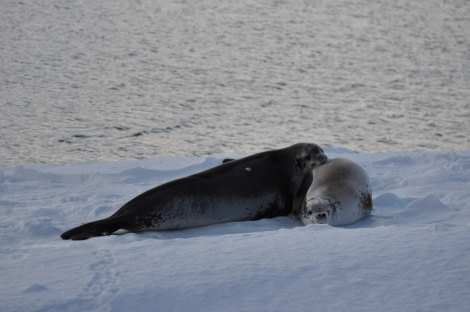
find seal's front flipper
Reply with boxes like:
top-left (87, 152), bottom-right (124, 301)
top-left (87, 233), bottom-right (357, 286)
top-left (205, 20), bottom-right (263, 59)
top-left (60, 217), bottom-right (127, 240)
top-left (291, 173), bottom-right (314, 219)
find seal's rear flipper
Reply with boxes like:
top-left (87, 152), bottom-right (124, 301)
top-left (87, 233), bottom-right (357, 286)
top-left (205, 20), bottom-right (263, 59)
top-left (60, 217), bottom-right (127, 240)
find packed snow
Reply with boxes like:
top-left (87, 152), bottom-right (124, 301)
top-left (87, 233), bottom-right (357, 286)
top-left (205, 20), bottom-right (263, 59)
top-left (1, 147), bottom-right (469, 312)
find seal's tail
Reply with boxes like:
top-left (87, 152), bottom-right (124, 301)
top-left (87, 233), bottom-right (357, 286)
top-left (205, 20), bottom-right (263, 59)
top-left (60, 217), bottom-right (128, 240)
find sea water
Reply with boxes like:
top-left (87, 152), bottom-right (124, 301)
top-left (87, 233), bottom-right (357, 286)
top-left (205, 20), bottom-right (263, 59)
top-left (1, 0), bottom-right (469, 167)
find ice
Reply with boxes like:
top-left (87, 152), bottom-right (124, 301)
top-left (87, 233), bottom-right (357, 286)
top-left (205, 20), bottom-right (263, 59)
top-left (1, 148), bottom-right (469, 311)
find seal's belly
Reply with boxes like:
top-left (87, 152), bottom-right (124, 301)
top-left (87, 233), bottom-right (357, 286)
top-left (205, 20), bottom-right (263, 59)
top-left (134, 192), bottom-right (288, 231)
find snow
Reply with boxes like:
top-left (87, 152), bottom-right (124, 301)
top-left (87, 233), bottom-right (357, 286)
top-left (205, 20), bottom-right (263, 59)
top-left (1, 147), bottom-right (469, 312)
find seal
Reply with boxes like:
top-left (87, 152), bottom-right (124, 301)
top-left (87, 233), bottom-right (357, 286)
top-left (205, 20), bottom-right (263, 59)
top-left (299, 157), bottom-right (372, 226)
top-left (61, 143), bottom-right (327, 240)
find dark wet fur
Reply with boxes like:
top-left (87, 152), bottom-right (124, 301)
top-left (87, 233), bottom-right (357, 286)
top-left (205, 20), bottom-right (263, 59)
top-left (61, 143), bottom-right (326, 240)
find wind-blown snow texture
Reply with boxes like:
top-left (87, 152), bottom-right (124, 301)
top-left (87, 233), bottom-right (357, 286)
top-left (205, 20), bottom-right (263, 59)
top-left (1, 148), bottom-right (469, 312)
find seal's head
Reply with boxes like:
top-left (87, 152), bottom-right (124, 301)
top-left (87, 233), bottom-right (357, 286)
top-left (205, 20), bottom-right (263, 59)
top-left (300, 198), bottom-right (334, 225)
top-left (294, 143), bottom-right (328, 173)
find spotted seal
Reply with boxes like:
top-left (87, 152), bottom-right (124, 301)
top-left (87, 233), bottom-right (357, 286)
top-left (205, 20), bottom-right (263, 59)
top-left (61, 143), bottom-right (327, 240)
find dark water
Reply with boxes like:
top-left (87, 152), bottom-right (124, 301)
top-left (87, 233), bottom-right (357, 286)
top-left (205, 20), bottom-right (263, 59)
top-left (1, 0), bottom-right (469, 167)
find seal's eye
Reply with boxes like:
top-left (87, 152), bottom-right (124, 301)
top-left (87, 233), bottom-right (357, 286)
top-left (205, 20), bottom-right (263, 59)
top-left (305, 155), bottom-right (311, 161)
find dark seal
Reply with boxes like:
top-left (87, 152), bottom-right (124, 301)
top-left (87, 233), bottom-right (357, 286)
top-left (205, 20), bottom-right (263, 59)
top-left (61, 143), bottom-right (327, 240)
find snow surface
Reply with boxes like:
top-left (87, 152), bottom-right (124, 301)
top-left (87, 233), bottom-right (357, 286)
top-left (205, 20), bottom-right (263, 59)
top-left (1, 148), bottom-right (470, 312)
